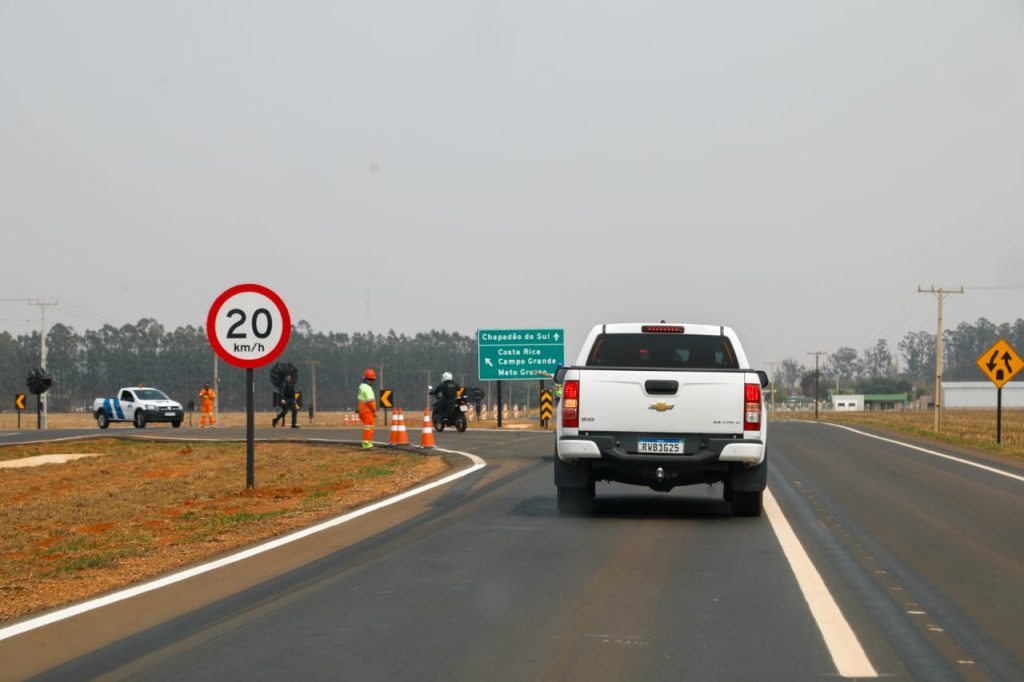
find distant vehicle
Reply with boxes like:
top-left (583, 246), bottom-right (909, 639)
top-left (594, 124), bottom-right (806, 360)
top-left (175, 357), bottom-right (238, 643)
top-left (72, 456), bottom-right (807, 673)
top-left (93, 387), bottom-right (184, 429)
top-left (429, 386), bottom-right (469, 432)
top-left (554, 323), bottom-right (769, 516)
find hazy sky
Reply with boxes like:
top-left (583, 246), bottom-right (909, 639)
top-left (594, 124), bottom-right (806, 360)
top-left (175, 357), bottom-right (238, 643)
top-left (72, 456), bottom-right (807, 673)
top-left (2, 1), bottom-right (1022, 370)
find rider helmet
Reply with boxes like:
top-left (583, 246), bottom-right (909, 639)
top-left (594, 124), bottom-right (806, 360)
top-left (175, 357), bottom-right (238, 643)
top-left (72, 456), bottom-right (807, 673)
top-left (442, 371), bottom-right (453, 382)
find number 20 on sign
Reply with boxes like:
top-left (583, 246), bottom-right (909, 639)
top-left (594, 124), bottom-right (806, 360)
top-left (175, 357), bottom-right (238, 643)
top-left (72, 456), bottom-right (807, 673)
top-left (207, 283), bottom-right (291, 369)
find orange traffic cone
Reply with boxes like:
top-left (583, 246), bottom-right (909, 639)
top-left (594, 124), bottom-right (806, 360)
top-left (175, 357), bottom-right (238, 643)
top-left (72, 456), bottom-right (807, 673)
top-left (419, 408), bottom-right (436, 448)
top-left (389, 414), bottom-right (399, 445)
top-left (396, 408), bottom-right (410, 445)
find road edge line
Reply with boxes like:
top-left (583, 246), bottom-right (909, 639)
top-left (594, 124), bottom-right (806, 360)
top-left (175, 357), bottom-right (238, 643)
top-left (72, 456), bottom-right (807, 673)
top-left (764, 488), bottom-right (878, 678)
top-left (0, 446), bottom-right (486, 642)
top-left (816, 422), bottom-right (1024, 483)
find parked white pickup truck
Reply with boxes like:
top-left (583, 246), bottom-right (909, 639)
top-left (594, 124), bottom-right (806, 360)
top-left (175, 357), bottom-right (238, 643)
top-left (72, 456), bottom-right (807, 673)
top-left (554, 323), bottom-right (769, 516)
top-left (93, 387), bottom-right (184, 429)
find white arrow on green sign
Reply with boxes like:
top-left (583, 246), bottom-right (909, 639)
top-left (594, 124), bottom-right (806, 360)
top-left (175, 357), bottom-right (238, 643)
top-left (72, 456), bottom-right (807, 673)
top-left (478, 328), bottom-right (565, 381)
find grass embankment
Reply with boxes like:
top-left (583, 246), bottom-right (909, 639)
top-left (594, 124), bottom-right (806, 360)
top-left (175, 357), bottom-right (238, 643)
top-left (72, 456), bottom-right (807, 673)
top-left (773, 409), bottom-right (1024, 460)
top-left (0, 439), bottom-right (449, 623)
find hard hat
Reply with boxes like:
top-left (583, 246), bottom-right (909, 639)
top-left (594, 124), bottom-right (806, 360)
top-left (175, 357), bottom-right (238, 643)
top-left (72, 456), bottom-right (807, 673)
top-left (364, 369), bottom-right (376, 380)
top-left (442, 371), bottom-right (453, 382)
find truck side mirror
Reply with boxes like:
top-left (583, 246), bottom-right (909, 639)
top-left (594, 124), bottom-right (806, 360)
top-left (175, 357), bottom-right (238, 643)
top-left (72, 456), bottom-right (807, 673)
top-left (554, 366), bottom-right (568, 384)
top-left (756, 370), bottom-right (770, 388)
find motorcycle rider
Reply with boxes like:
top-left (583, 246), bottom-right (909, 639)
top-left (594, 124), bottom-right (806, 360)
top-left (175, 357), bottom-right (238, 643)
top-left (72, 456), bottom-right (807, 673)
top-left (430, 372), bottom-right (461, 422)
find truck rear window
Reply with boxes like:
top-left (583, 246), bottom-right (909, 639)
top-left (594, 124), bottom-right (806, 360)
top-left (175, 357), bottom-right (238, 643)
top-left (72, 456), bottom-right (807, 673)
top-left (585, 334), bottom-right (739, 369)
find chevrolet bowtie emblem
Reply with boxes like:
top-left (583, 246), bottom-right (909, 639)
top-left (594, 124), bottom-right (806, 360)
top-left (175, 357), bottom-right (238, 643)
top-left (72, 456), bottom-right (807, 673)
top-left (649, 402), bottom-right (675, 412)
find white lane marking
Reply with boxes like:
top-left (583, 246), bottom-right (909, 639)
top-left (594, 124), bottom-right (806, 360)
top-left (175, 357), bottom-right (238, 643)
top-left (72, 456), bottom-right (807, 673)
top-left (818, 422), bottom-right (1024, 484)
top-left (0, 432), bottom-right (19, 438)
top-left (764, 488), bottom-right (878, 678)
top-left (0, 445), bottom-right (486, 642)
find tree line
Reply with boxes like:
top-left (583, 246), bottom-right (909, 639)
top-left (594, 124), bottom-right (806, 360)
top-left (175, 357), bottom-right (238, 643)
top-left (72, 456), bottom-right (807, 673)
top-left (0, 320), bottom-right (536, 413)
top-left (771, 317), bottom-right (1024, 400)
top-left (1, 316), bottom-right (1021, 411)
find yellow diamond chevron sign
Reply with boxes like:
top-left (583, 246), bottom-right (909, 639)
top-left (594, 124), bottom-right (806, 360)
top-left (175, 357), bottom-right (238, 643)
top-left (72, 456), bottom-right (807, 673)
top-left (379, 389), bottom-right (393, 409)
top-left (15, 393), bottom-right (26, 411)
top-left (976, 339), bottom-right (1023, 389)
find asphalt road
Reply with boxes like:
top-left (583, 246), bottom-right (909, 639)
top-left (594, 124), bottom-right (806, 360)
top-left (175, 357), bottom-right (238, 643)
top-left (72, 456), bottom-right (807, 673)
top-left (1, 421), bottom-right (1022, 681)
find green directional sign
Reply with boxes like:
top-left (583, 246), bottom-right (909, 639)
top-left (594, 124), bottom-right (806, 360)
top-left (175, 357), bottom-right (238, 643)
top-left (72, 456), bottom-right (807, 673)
top-left (478, 328), bottom-right (565, 381)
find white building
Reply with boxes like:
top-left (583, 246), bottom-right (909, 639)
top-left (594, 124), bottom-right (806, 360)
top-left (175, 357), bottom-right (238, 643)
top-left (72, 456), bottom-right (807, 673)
top-left (942, 382), bottom-right (1024, 408)
top-left (832, 395), bottom-right (864, 411)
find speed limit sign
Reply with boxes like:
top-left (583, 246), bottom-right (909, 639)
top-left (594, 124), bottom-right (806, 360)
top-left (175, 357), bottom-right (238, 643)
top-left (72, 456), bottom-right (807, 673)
top-left (206, 283), bottom-right (291, 489)
top-left (207, 283), bottom-right (291, 369)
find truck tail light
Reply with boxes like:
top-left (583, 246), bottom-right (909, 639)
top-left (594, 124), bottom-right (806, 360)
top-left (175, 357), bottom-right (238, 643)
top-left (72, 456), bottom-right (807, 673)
top-left (744, 383), bottom-right (761, 431)
top-left (563, 380), bottom-right (580, 428)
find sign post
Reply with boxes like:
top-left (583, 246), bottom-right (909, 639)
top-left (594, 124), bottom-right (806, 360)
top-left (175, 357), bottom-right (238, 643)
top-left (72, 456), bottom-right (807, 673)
top-left (477, 328), bottom-right (564, 429)
top-left (539, 388), bottom-right (553, 429)
top-left (975, 339), bottom-right (1023, 445)
top-left (207, 283), bottom-right (291, 488)
top-left (15, 393), bottom-right (26, 430)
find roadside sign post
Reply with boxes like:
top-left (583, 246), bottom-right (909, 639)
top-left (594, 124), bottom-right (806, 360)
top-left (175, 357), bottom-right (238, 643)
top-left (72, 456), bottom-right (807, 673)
top-left (379, 389), bottom-right (394, 427)
top-left (975, 339), bottom-right (1023, 445)
top-left (207, 283), bottom-right (291, 489)
top-left (477, 328), bottom-right (564, 429)
top-left (15, 393), bottom-right (26, 430)
top-left (539, 388), bottom-right (553, 429)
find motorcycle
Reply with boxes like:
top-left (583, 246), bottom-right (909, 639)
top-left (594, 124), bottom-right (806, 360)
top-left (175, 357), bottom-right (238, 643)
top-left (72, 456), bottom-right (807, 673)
top-left (430, 391), bottom-right (469, 432)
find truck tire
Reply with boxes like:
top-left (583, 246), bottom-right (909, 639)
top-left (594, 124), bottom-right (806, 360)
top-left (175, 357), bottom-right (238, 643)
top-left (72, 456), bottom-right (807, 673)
top-left (133, 410), bottom-right (146, 429)
top-left (96, 412), bottom-right (110, 429)
top-left (731, 490), bottom-right (762, 517)
top-left (557, 483), bottom-right (595, 515)
top-left (171, 420), bottom-right (181, 428)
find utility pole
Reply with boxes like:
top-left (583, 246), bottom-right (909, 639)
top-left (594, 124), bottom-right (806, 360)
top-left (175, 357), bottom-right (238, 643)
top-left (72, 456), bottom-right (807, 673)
top-left (918, 285), bottom-right (964, 433)
top-left (305, 360), bottom-right (321, 418)
top-left (28, 300), bottom-right (58, 429)
top-left (807, 351), bottom-right (827, 419)
top-left (765, 361), bottom-right (779, 413)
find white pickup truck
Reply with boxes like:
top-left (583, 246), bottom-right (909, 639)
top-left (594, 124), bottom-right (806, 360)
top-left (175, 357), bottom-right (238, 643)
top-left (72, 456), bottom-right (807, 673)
top-left (93, 387), bottom-right (184, 429)
top-left (554, 323), bottom-right (769, 516)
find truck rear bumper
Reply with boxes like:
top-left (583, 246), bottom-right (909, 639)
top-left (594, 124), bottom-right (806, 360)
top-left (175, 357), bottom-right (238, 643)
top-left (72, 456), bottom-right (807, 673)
top-left (556, 433), bottom-right (766, 491)
top-left (557, 434), bottom-right (764, 466)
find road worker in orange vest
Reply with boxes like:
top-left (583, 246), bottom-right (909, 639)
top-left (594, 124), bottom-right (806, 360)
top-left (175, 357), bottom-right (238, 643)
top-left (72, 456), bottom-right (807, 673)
top-left (199, 382), bottom-right (216, 427)
top-left (357, 369), bottom-right (377, 449)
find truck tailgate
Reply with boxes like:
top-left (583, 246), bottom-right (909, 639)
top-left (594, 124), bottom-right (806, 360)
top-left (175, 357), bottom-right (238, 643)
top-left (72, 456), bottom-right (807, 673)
top-left (578, 370), bottom-right (747, 435)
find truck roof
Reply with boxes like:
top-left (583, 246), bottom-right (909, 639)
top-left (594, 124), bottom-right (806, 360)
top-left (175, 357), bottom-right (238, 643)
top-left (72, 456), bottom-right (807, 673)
top-left (577, 322), bottom-right (750, 368)
top-left (597, 322), bottom-right (735, 336)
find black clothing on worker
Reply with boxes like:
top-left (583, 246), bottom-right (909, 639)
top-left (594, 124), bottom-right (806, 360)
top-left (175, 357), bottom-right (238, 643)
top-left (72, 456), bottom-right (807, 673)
top-left (273, 379), bottom-right (298, 428)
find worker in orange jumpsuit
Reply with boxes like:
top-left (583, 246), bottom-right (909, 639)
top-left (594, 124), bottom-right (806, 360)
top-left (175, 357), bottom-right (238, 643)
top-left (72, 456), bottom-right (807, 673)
top-left (199, 382), bottom-right (216, 427)
top-left (357, 369), bottom-right (377, 449)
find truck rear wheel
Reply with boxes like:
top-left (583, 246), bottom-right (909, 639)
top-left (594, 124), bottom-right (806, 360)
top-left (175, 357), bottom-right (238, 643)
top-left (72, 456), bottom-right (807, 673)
top-left (556, 483), bottom-right (595, 515)
top-left (731, 490), bottom-right (762, 517)
top-left (96, 412), bottom-right (110, 429)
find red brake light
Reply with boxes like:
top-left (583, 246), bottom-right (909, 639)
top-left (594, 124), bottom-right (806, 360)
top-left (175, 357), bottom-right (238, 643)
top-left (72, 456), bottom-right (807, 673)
top-left (642, 325), bottom-right (685, 333)
top-left (563, 380), bottom-right (580, 428)
top-left (744, 382), bottom-right (762, 431)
